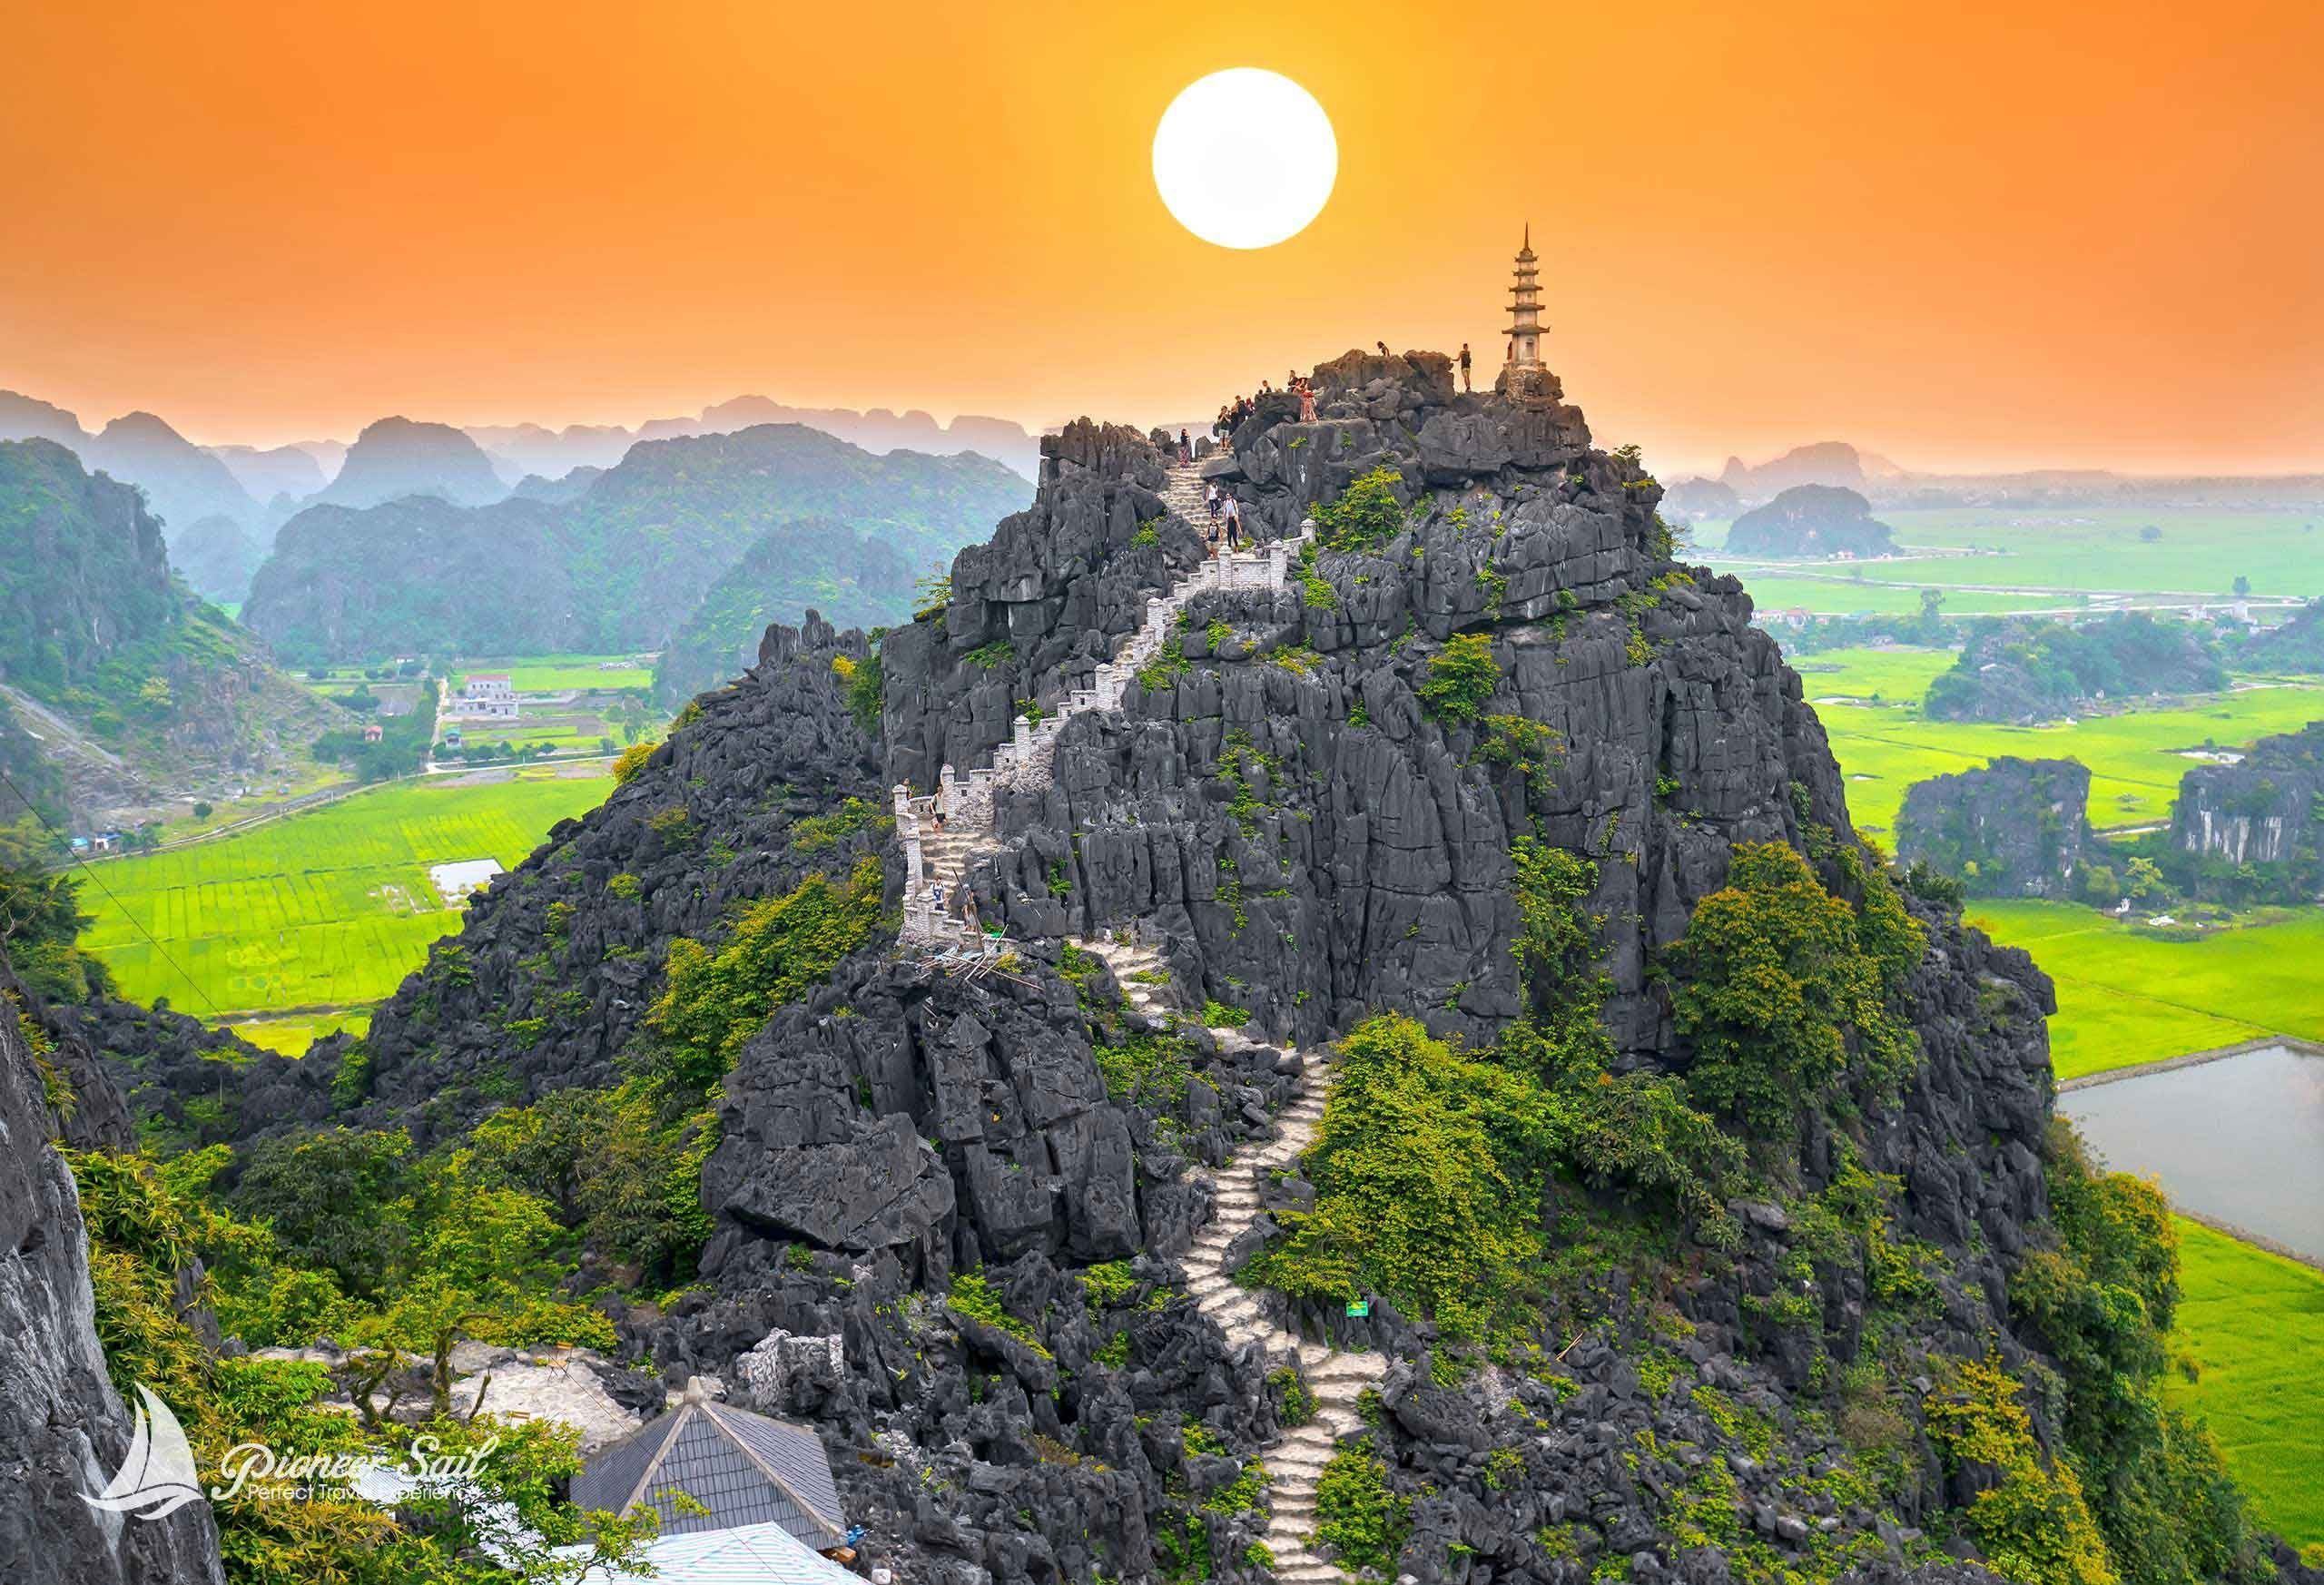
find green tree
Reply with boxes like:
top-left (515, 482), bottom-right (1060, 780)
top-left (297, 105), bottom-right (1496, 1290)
top-left (1667, 842), bottom-right (1922, 1133)
top-left (1417, 634), bottom-right (1501, 724)
top-left (646, 855), bottom-right (884, 1091)
top-left (1313, 467), bottom-right (1410, 552)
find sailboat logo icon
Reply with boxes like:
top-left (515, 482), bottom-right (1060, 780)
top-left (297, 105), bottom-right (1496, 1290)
top-left (84, 1383), bottom-right (205, 1520)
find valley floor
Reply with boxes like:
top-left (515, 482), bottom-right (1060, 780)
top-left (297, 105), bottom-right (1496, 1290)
top-left (2167, 1217), bottom-right (2324, 1546)
top-left (1968, 902), bottom-right (2324, 1080)
top-left (77, 767), bottom-right (611, 1021)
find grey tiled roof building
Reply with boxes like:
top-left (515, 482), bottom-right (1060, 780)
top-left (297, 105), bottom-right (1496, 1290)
top-left (571, 1378), bottom-right (847, 1547)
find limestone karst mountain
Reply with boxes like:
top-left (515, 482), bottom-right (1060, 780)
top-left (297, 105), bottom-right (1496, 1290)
top-left (0, 966), bottom-right (227, 1585)
top-left (1896, 757), bottom-right (2095, 898)
top-left (1718, 439), bottom-right (1868, 500)
top-left (244, 422), bottom-right (1030, 664)
top-left (0, 439), bottom-right (336, 823)
top-left (304, 415), bottom-right (508, 510)
top-left (22, 349), bottom-right (2314, 1585)
top-left (207, 441), bottom-right (330, 507)
top-left (84, 412), bottom-right (263, 536)
top-left (650, 515), bottom-right (913, 704)
top-left (1925, 612), bottom-right (2228, 722)
top-left (1724, 482), bottom-right (1898, 558)
top-left (469, 397), bottom-right (1041, 483)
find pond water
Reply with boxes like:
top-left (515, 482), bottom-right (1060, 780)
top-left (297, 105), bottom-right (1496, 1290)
top-left (2061, 1044), bottom-right (2324, 1264)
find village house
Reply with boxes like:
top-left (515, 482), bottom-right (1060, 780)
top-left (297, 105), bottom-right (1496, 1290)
top-left (462, 672), bottom-right (520, 721)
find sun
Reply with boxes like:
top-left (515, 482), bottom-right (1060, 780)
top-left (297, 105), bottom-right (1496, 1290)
top-left (1153, 69), bottom-right (1337, 250)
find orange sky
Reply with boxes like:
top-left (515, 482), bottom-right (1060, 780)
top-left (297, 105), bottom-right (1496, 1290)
top-left (2, 0), bottom-right (2319, 476)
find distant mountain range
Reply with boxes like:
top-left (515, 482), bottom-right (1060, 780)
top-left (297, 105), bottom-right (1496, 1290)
top-left (468, 395), bottom-right (1041, 484)
top-left (0, 438), bottom-right (338, 826)
top-left (241, 423), bottom-right (1030, 665)
top-left (1669, 440), bottom-right (2324, 515)
top-left (0, 387), bottom-right (1043, 605)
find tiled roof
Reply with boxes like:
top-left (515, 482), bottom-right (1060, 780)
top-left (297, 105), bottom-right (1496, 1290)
top-left (571, 1395), bottom-right (844, 1551)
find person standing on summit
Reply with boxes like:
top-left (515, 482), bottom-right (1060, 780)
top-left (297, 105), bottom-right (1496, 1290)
top-left (1459, 342), bottom-right (1472, 391)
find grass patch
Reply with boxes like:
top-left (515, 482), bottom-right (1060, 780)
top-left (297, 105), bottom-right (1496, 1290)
top-left (2165, 1217), bottom-right (2324, 1546)
top-left (80, 773), bottom-right (611, 1018)
top-left (1969, 902), bottom-right (2324, 1078)
top-left (1812, 672), bottom-right (2324, 836)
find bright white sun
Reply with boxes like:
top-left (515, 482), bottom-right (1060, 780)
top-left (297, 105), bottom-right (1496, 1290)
top-left (1153, 69), bottom-right (1337, 250)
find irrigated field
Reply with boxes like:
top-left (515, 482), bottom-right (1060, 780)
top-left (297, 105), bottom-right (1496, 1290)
top-left (1697, 506), bottom-right (2324, 607)
top-left (1792, 650), bottom-right (2324, 836)
top-left (80, 769), bottom-right (612, 1018)
top-left (1966, 902), bottom-right (2324, 1078)
top-left (450, 654), bottom-right (655, 693)
top-left (226, 1009), bottom-right (373, 1056)
top-left (2165, 1217), bottom-right (2324, 1546)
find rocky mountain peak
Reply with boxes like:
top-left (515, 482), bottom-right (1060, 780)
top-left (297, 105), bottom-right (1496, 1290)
top-left (310, 415), bottom-right (508, 509)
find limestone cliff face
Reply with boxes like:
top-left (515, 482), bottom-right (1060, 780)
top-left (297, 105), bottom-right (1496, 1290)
top-left (2172, 719), bottom-right (2324, 869)
top-left (0, 963), bottom-right (225, 1585)
top-left (1896, 757), bottom-right (2093, 898)
top-left (886, 356), bottom-right (1865, 1066)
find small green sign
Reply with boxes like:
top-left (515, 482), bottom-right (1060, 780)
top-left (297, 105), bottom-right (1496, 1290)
top-left (1345, 1298), bottom-right (1370, 1317)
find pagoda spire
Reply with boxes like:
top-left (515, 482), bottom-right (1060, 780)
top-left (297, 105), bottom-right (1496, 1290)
top-left (1505, 226), bottom-right (1545, 370)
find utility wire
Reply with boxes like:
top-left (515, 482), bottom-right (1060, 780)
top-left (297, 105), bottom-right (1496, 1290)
top-left (0, 765), bottom-right (230, 1022)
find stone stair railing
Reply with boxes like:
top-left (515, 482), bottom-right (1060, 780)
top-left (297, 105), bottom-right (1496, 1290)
top-left (1079, 937), bottom-right (1386, 1585)
top-left (895, 461), bottom-right (1315, 949)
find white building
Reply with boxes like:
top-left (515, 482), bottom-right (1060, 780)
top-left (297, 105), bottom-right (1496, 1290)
top-left (462, 673), bottom-right (519, 720)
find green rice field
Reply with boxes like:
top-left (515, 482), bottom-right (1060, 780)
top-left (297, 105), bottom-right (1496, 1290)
top-left (450, 654), bottom-right (655, 694)
top-left (1698, 506), bottom-right (2324, 605)
top-left (1796, 650), bottom-right (2324, 836)
top-left (2165, 1217), bottom-right (2324, 1546)
top-left (1723, 574), bottom-right (2063, 618)
top-left (1966, 902), bottom-right (2324, 1079)
top-left (79, 769), bottom-right (612, 1018)
top-left (226, 1009), bottom-right (373, 1056)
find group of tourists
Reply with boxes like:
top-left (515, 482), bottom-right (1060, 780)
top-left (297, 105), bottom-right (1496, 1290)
top-left (1214, 369), bottom-right (1323, 439)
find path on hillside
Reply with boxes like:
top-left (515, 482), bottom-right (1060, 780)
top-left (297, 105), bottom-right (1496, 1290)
top-left (890, 463), bottom-right (1383, 1580)
top-left (894, 457), bottom-right (1301, 949)
top-left (1081, 938), bottom-right (1384, 1585)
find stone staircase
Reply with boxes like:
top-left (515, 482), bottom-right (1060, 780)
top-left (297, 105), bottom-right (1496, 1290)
top-left (894, 459), bottom-right (1308, 950)
top-left (1081, 937), bottom-right (1388, 1585)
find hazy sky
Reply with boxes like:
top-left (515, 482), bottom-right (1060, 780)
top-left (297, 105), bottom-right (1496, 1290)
top-left (3, 0), bottom-right (2318, 477)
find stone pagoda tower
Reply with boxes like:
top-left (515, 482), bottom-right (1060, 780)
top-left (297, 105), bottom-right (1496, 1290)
top-left (1503, 224), bottom-right (1551, 399)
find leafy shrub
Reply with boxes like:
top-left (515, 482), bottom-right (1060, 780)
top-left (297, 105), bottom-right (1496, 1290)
top-left (645, 805), bottom-right (694, 847)
top-left (1475, 714), bottom-right (1561, 794)
top-left (842, 647), bottom-right (883, 734)
top-left (964, 639), bottom-right (1014, 670)
top-left (1417, 634), bottom-right (1500, 724)
top-left (611, 741), bottom-right (656, 784)
top-left (1243, 1014), bottom-right (1554, 1341)
top-left (791, 795), bottom-right (881, 853)
top-left (947, 1270), bottom-right (1049, 1356)
top-left (1314, 467), bottom-right (1410, 552)
top-left (645, 856), bottom-right (883, 1090)
top-left (1314, 1449), bottom-right (1412, 1575)
top-left (1666, 841), bottom-right (1922, 1133)
top-left (455, 1079), bottom-right (716, 1285)
top-left (1924, 1355), bottom-right (2119, 1585)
